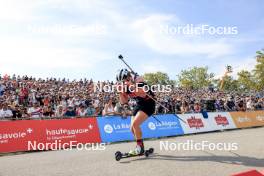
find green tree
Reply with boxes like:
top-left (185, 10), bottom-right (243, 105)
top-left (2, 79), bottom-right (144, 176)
top-left (220, 76), bottom-right (239, 91)
top-left (177, 67), bottom-right (214, 89)
top-left (143, 72), bottom-right (173, 85)
top-left (237, 70), bottom-right (256, 91)
top-left (254, 49), bottom-right (264, 90)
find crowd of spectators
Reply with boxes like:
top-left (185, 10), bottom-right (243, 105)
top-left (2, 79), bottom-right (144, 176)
top-left (0, 74), bottom-right (263, 120)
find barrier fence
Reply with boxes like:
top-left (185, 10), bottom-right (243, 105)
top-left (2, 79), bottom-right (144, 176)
top-left (0, 111), bottom-right (263, 153)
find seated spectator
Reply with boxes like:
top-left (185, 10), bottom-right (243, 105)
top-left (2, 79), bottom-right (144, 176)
top-left (77, 105), bottom-right (87, 117)
top-left (246, 98), bottom-right (254, 111)
top-left (86, 103), bottom-right (96, 116)
top-left (174, 100), bottom-right (181, 114)
top-left (0, 102), bottom-right (13, 120)
top-left (255, 98), bottom-right (263, 110)
top-left (42, 106), bottom-right (54, 118)
top-left (92, 97), bottom-right (100, 115)
top-left (157, 104), bottom-right (165, 114)
top-left (11, 104), bottom-right (23, 119)
top-left (236, 99), bottom-right (246, 111)
top-left (21, 107), bottom-right (29, 118)
top-left (180, 101), bottom-right (190, 114)
top-left (64, 105), bottom-right (76, 118)
top-left (102, 98), bottom-right (115, 116)
top-left (193, 102), bottom-right (201, 113)
top-left (28, 102), bottom-right (42, 119)
top-left (54, 105), bottom-right (65, 118)
top-left (114, 102), bottom-right (129, 115)
top-left (224, 98), bottom-right (236, 111)
top-left (42, 96), bottom-right (50, 107)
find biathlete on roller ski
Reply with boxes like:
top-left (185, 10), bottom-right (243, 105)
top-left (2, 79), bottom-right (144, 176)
top-left (116, 68), bottom-right (156, 155)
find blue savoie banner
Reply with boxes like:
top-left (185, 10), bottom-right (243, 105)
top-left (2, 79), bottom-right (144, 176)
top-left (97, 114), bottom-right (184, 143)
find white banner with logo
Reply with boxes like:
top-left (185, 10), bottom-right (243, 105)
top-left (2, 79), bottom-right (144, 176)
top-left (207, 112), bottom-right (237, 130)
top-left (177, 113), bottom-right (214, 134)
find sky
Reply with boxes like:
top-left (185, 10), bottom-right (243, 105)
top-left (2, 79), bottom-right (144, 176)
top-left (0, 0), bottom-right (263, 81)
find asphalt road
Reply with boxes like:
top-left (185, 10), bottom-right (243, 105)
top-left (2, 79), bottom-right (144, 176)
top-left (0, 127), bottom-right (263, 176)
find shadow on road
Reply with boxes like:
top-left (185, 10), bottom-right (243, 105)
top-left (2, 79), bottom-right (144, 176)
top-left (120, 153), bottom-right (264, 168)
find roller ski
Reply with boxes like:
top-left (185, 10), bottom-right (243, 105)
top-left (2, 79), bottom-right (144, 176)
top-left (115, 145), bottom-right (154, 161)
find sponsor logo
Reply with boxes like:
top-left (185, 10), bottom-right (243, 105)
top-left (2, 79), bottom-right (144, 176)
top-left (256, 115), bottom-right (264, 122)
top-left (215, 115), bottom-right (229, 126)
top-left (148, 121), bottom-right (179, 131)
top-left (104, 124), bottom-right (113, 134)
top-left (0, 128), bottom-right (33, 140)
top-left (237, 116), bottom-right (251, 123)
top-left (46, 127), bottom-right (91, 136)
top-left (187, 116), bottom-right (204, 129)
top-left (148, 122), bottom-right (156, 130)
top-left (103, 123), bottom-right (131, 134)
top-left (45, 123), bottom-right (93, 137)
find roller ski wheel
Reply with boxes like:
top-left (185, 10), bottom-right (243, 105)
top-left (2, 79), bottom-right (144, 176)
top-left (148, 148), bottom-right (154, 154)
top-left (144, 150), bottom-right (149, 157)
top-left (115, 151), bottom-right (122, 161)
top-left (114, 148), bottom-right (154, 161)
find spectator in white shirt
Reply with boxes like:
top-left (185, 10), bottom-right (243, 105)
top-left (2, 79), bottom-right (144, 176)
top-left (77, 105), bottom-right (87, 117)
top-left (102, 99), bottom-right (115, 116)
top-left (55, 105), bottom-right (65, 118)
top-left (28, 102), bottom-right (42, 119)
top-left (0, 103), bottom-right (13, 120)
top-left (246, 98), bottom-right (254, 111)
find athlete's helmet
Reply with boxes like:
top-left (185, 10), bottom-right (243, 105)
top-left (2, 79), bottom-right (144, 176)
top-left (116, 69), bottom-right (130, 82)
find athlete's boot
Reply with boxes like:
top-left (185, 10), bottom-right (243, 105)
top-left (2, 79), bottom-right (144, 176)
top-left (128, 145), bottom-right (144, 155)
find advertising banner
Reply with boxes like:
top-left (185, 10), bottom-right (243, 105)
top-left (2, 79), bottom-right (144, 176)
top-left (141, 114), bottom-right (184, 139)
top-left (42, 118), bottom-right (101, 148)
top-left (207, 112), bottom-right (237, 130)
top-left (97, 114), bottom-right (184, 143)
top-left (230, 111), bottom-right (264, 128)
top-left (97, 116), bottom-right (134, 143)
top-left (0, 118), bottom-right (101, 153)
top-left (177, 113), bottom-right (214, 134)
top-left (0, 120), bottom-right (44, 153)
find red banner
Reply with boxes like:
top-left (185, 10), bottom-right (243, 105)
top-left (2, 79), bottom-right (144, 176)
top-left (0, 118), bottom-right (101, 153)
